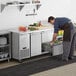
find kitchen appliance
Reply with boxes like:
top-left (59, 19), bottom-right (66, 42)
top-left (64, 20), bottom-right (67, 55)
top-left (12, 32), bottom-right (30, 62)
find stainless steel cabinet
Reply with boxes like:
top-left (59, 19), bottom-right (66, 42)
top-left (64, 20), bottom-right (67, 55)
top-left (12, 32), bottom-right (30, 61)
top-left (31, 32), bottom-right (41, 56)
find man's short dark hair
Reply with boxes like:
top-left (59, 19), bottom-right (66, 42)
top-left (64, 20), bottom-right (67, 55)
top-left (48, 16), bottom-right (55, 22)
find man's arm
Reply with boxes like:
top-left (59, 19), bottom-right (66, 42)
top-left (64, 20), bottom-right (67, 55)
top-left (52, 33), bottom-right (58, 42)
top-left (50, 33), bottom-right (57, 45)
top-left (51, 20), bottom-right (59, 45)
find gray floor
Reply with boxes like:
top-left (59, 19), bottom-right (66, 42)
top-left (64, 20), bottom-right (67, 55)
top-left (0, 51), bottom-right (76, 76)
top-left (32, 51), bottom-right (76, 76)
top-left (30, 63), bottom-right (76, 76)
top-left (0, 61), bottom-right (19, 69)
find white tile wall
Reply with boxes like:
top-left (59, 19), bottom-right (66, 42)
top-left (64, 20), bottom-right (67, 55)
top-left (0, 0), bottom-right (76, 30)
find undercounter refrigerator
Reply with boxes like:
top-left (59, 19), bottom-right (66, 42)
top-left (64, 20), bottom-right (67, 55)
top-left (12, 32), bottom-right (30, 62)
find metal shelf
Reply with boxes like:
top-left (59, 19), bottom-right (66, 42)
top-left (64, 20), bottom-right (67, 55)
top-left (0, 3), bottom-right (25, 12)
top-left (0, 44), bottom-right (10, 48)
top-left (0, 2), bottom-right (42, 12)
top-left (0, 57), bottom-right (9, 62)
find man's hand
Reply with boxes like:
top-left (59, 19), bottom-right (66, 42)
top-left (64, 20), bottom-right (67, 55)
top-left (50, 33), bottom-right (57, 46)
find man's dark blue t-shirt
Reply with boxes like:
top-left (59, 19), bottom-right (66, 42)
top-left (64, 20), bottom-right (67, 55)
top-left (54, 17), bottom-right (71, 33)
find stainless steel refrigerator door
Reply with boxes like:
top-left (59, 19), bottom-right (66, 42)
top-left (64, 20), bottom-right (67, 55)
top-left (31, 32), bottom-right (41, 56)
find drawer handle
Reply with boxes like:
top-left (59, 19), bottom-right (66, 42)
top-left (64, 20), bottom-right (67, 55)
top-left (23, 47), bottom-right (27, 49)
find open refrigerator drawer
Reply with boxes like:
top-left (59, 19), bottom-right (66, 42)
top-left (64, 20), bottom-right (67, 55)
top-left (42, 42), bottom-right (63, 56)
top-left (52, 43), bottom-right (63, 56)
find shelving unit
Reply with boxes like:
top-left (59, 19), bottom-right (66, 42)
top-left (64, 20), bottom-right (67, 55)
top-left (0, 0), bottom-right (42, 13)
top-left (0, 32), bottom-right (11, 62)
